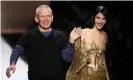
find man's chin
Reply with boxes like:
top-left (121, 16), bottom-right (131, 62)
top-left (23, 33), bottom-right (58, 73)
top-left (39, 24), bottom-right (51, 29)
top-left (42, 27), bottom-right (51, 29)
top-left (41, 25), bottom-right (51, 29)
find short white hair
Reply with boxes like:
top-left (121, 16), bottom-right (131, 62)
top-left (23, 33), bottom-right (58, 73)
top-left (35, 4), bottom-right (53, 16)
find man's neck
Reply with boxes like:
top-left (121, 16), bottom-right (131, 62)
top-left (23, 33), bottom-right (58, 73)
top-left (38, 26), bottom-right (52, 32)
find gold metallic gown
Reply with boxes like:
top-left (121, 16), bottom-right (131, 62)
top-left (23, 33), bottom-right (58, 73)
top-left (66, 38), bottom-right (109, 80)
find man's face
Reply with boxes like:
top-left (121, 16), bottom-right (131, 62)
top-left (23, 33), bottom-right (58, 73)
top-left (35, 8), bottom-right (53, 29)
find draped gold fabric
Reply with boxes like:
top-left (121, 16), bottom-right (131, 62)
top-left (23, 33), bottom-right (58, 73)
top-left (66, 38), bottom-right (109, 80)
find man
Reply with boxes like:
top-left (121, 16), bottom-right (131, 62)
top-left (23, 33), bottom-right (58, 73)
top-left (6, 4), bottom-right (75, 80)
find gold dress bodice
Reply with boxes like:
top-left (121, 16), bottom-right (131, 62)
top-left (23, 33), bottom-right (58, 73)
top-left (66, 38), bottom-right (109, 80)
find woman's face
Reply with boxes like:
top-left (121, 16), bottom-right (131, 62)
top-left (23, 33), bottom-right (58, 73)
top-left (94, 12), bottom-right (106, 30)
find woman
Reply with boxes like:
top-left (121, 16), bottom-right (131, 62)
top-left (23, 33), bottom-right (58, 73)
top-left (66, 6), bottom-right (110, 80)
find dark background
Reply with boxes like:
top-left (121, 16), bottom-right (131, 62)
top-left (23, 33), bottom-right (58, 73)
top-left (1, 1), bottom-right (132, 80)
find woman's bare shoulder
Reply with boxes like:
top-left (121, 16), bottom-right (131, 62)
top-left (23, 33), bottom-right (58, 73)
top-left (81, 28), bottom-right (91, 39)
top-left (101, 31), bottom-right (107, 38)
top-left (101, 31), bottom-right (108, 43)
top-left (82, 28), bottom-right (91, 33)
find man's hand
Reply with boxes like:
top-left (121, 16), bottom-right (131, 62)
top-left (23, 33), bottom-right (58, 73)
top-left (6, 63), bottom-right (16, 78)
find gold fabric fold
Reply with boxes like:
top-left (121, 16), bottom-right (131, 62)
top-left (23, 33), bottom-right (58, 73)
top-left (66, 38), bottom-right (109, 80)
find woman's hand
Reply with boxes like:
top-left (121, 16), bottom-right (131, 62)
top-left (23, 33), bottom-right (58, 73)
top-left (69, 27), bottom-right (82, 43)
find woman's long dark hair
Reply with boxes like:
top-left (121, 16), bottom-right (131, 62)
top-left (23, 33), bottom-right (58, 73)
top-left (85, 5), bottom-right (109, 31)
